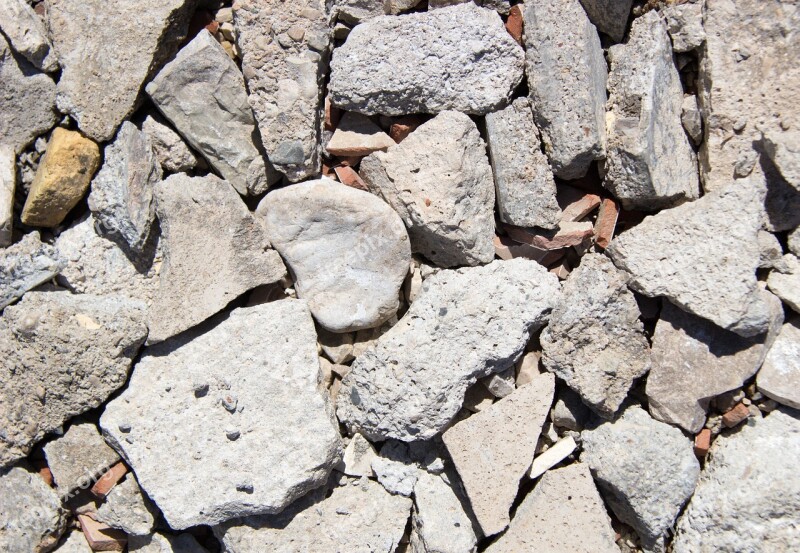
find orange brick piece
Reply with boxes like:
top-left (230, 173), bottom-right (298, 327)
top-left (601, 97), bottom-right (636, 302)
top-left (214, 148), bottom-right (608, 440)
top-left (506, 4), bottom-right (524, 45)
top-left (721, 403), bottom-right (750, 428)
top-left (333, 165), bottom-right (369, 192)
top-left (78, 515), bottom-right (127, 551)
top-left (560, 193), bottom-right (601, 223)
top-left (694, 428), bottom-right (711, 457)
top-left (594, 197), bottom-right (620, 249)
top-left (389, 115), bottom-right (425, 143)
top-left (90, 461), bottom-right (128, 499)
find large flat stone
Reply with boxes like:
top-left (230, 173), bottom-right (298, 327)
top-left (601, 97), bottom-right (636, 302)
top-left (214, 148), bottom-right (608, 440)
top-left (757, 319), bottom-right (800, 409)
top-left (94, 475), bottom-right (157, 536)
top-left (0, 231), bottom-right (64, 309)
top-left (578, 0), bottom-right (632, 42)
top-left (410, 471), bottom-right (478, 553)
top-left (767, 254), bottom-right (800, 313)
top-left (0, 467), bottom-right (67, 552)
top-left (0, 0), bottom-right (58, 72)
top-left (43, 423), bottom-right (120, 494)
top-left (0, 146), bottom-right (15, 247)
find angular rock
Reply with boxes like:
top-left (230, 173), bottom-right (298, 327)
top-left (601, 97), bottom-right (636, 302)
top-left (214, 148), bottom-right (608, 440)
top-left (528, 435), bottom-right (577, 480)
top-left (758, 229), bottom-right (784, 269)
top-left (128, 533), bottom-right (207, 553)
top-left (386, 0), bottom-right (423, 13)
top-left (681, 94), bottom-right (703, 145)
top-left (663, 1), bottom-right (705, 53)
top-left (100, 300), bottom-right (341, 529)
top-left (77, 515), bottom-right (126, 552)
top-left (764, 130), bottom-right (800, 192)
top-left (485, 98), bottom-right (561, 229)
top-left (327, 112), bottom-right (396, 157)
top-left (523, 0), bottom-right (607, 179)
top-left (410, 471), bottom-right (478, 553)
top-left (147, 174), bottom-right (285, 343)
top-left (139, 114), bottom-right (198, 173)
top-left (0, 146), bottom-right (14, 247)
top-left (551, 386), bottom-right (591, 431)
top-left (146, 30), bottom-right (276, 196)
top-left (593, 197), bottom-right (619, 249)
top-left (332, 0), bottom-right (387, 24)
top-left (481, 367), bottom-right (515, 399)
top-left (790, 226), bottom-right (800, 256)
top-left (605, 11), bottom-right (700, 211)
top-left (329, 4), bottom-right (524, 116)
top-left (429, 0), bottom-right (510, 13)
top-left (360, 111), bottom-right (495, 267)
top-left (758, 320), bottom-right (800, 409)
top-left (56, 531), bottom-right (93, 553)
top-left (95, 476), bottom-right (157, 536)
top-left (606, 178), bottom-right (772, 337)
top-left (443, 372), bottom-right (555, 536)
top-left (337, 433), bottom-right (377, 477)
top-left (581, 406), bottom-right (700, 551)
top-left (371, 453), bottom-right (419, 497)
top-left (673, 409), bottom-right (800, 552)
top-left (43, 423), bottom-right (120, 494)
top-left (0, 0), bottom-right (58, 71)
top-left (46, 0), bottom-right (193, 142)
top-left (0, 467), bottom-right (67, 553)
top-left (337, 259), bottom-right (560, 441)
top-left (0, 231), bottom-right (65, 309)
top-left (578, 0), bottom-right (632, 42)
top-left (542, 253), bottom-right (651, 418)
top-left (767, 254), bottom-right (800, 313)
top-left (258, 179), bottom-right (410, 332)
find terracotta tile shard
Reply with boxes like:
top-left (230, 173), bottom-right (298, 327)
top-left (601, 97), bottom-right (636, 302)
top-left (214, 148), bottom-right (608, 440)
top-left (560, 193), bottom-right (601, 223)
top-left (506, 4), bottom-right (524, 45)
top-left (325, 97), bottom-right (342, 132)
top-left (327, 112), bottom-right (396, 157)
top-left (550, 259), bottom-right (570, 280)
top-left (694, 428), bottom-right (711, 457)
top-left (90, 461), bottom-right (128, 499)
top-left (37, 465), bottom-right (54, 487)
top-left (389, 115), bottom-right (426, 143)
top-left (333, 165), bottom-right (370, 192)
top-left (78, 514), bottom-right (127, 551)
top-left (493, 235), bottom-right (564, 266)
top-left (594, 197), bottom-right (620, 249)
top-left (504, 222), bottom-right (594, 250)
top-left (721, 402), bottom-right (750, 428)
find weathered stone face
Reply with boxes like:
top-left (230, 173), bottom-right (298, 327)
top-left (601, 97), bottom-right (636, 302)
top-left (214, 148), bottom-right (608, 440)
top-left (0, 0), bottom-right (58, 72)
top-left (0, 231), bottom-right (64, 310)
top-left (0, 467), bottom-right (67, 552)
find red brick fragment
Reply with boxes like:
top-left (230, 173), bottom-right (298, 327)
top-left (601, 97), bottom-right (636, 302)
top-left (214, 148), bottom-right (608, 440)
top-left (493, 235), bottom-right (564, 266)
top-left (560, 193), bottom-right (601, 223)
top-left (78, 515), bottom-right (127, 552)
top-left (504, 222), bottom-right (593, 250)
top-left (325, 97), bottom-right (343, 132)
top-left (333, 165), bottom-right (369, 192)
top-left (505, 4), bottom-right (524, 45)
top-left (593, 197), bottom-right (620, 249)
top-left (721, 402), bottom-right (750, 428)
top-left (694, 428), bottom-right (711, 457)
top-left (90, 461), bottom-right (128, 499)
top-left (389, 115), bottom-right (425, 143)
top-left (33, 461), bottom-right (54, 487)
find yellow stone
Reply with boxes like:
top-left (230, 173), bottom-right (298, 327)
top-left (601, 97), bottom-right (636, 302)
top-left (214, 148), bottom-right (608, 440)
top-left (21, 127), bottom-right (100, 227)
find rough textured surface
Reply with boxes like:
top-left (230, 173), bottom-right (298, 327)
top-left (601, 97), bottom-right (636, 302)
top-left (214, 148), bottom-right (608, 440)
top-left (337, 433), bottom-right (377, 477)
top-left (337, 259), bottom-right (559, 441)
top-left (259, 179), bottom-right (410, 332)
top-left (0, 291), bottom-right (147, 468)
top-left (147, 173), bottom-right (285, 343)
top-left (604, 11), bottom-right (699, 211)
top-left (767, 254), bottom-right (800, 313)
top-left (233, 0), bottom-right (330, 182)
top-left (43, 423), bottom-right (120, 494)
top-left (607, 178), bottom-right (771, 337)
top-left (0, 146), bottom-right (14, 247)
top-left (764, 130), bottom-right (800, 192)
top-left (146, 30), bottom-right (276, 196)
top-left (681, 94), bottom-right (703, 145)
top-left (542, 253), bottom-right (650, 418)
top-left (360, 111), bottom-right (495, 267)
top-left (55, 531), bottom-right (93, 553)
top-left (101, 299), bottom-right (341, 529)
top-left (578, 0), bottom-right (632, 42)
top-left (0, 467), bottom-right (67, 553)
top-left (673, 409), bottom-right (800, 552)
top-left (95, 476), bottom-right (157, 536)
top-left (0, 0), bottom-right (58, 71)
top-left (429, 0), bottom-right (510, 13)
top-left (0, 231), bottom-right (65, 309)
top-left (663, 1), bottom-right (705, 53)
top-left (410, 471), bottom-right (478, 553)
top-left (327, 112), bottom-right (396, 157)
top-left (757, 320), bottom-right (800, 409)
top-left (582, 406), bottom-right (700, 551)
top-left (485, 98), bottom-right (561, 229)
top-left (758, 230), bottom-right (784, 268)
top-left (128, 533), bottom-right (207, 553)
top-left (139, 114), bottom-right (197, 173)
top-left (46, 0), bottom-right (193, 142)
top-left (523, 0), bottom-right (607, 179)
top-left (329, 4), bottom-right (524, 116)
top-left (443, 373), bottom-right (555, 536)
top-left (790, 227), bottom-right (800, 256)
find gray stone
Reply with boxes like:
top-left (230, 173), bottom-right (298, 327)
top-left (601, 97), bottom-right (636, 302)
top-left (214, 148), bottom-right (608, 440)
top-left (43, 423), bottom-right (120, 494)
top-left (329, 4), bottom-right (524, 116)
top-left (767, 254), bottom-right (800, 313)
top-left (681, 95), bottom-right (703, 145)
top-left (758, 230), bottom-right (784, 269)
top-left (0, 291), bottom-right (147, 468)
top-left (485, 98), bottom-right (561, 229)
top-left (55, 531), bottom-right (92, 553)
top-left (0, 467), bottom-right (67, 553)
top-left (524, 0), bottom-right (607, 179)
top-left (0, 231), bottom-right (65, 309)
top-left (581, 406), bottom-right (700, 551)
top-left (95, 476), bottom-right (157, 536)
top-left (331, 0), bottom-right (387, 25)
top-left (551, 386), bottom-right (591, 432)
top-left (673, 409), bottom-right (800, 552)
top-left (1, 146), bottom-right (15, 247)
top-left (147, 174), bottom-right (286, 344)
top-left (578, 0), bottom-right (632, 42)
top-left (542, 253), bottom-right (651, 418)
top-left (139, 114), bottom-right (198, 173)
top-left (326, 112), bottom-right (396, 157)
top-left (128, 533), bottom-right (208, 553)
top-left (146, 30), bottom-right (276, 196)
top-left (337, 259), bottom-right (560, 441)
top-left (318, 327), bottom-right (355, 364)
top-left (764, 130), bottom-right (800, 192)
top-left (258, 179), bottom-right (410, 332)
top-left (410, 471), bottom-right (478, 553)
top-left (607, 178), bottom-right (772, 337)
top-left (663, 1), bottom-right (705, 53)
top-left (101, 299), bottom-right (341, 529)
top-left (233, 0), bottom-right (330, 182)
top-left (337, 433), bottom-right (377, 477)
top-left (360, 111), bottom-right (495, 268)
top-left (429, 0), bottom-right (510, 14)
top-left (371, 454), bottom-right (419, 497)
top-left (758, 320), bottom-right (800, 409)
top-left (480, 367), bottom-right (515, 399)
top-left (0, 0), bottom-right (58, 72)
top-left (386, 0), bottom-right (423, 13)
top-left (789, 226), bottom-right (800, 256)
top-left (46, 0), bottom-right (193, 142)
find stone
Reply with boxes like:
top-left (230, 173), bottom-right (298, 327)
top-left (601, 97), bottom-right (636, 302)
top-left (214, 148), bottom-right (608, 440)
top-left (146, 30), bottom-right (276, 196)
top-left (128, 533), bottom-right (208, 553)
top-left (337, 259), bottom-right (560, 441)
top-left (505, 221), bottom-right (594, 251)
top-left (551, 386), bottom-right (591, 431)
top-left (371, 454), bottom-right (419, 497)
top-left (542, 253), bottom-right (651, 418)
top-left (443, 372), bottom-right (555, 536)
top-left (524, 0), bottom-right (607, 179)
top-left (767, 254), bottom-right (800, 313)
top-left (485, 98), bottom-right (561, 229)
top-left (559, 190), bottom-right (601, 223)
top-left (46, 0), bottom-right (193, 142)
top-left (606, 178), bottom-right (772, 337)
top-left (578, 0), bottom-right (632, 42)
top-left (410, 471), bottom-right (478, 553)
top-left (481, 367), bottom-right (515, 399)
top-left (681, 94), bottom-right (703, 145)
top-left (758, 320), bottom-right (800, 409)
top-left (0, 291), bottom-right (147, 468)
top-left (663, 2), bottom-right (705, 53)
top-left (139, 114), bottom-right (198, 173)
top-left (331, 0), bottom-right (387, 24)
top-left (95, 476), bottom-right (157, 536)
top-left (646, 297), bottom-right (784, 433)
top-left (258, 179), bottom-right (410, 332)
top-left (0, 0), bottom-right (58, 71)
top-left (43, 423), bottom-right (121, 494)
top-left (360, 111), bottom-right (495, 267)
top-left (337, 433), bottom-right (377, 477)
top-left (0, 466), bottom-right (67, 553)
top-left (790, 227), bottom-right (800, 256)
top-left (428, 0), bottom-right (510, 14)
top-left (0, 231), bottom-right (65, 309)
top-left (233, 0), bottom-right (330, 182)
top-left (528, 435), bottom-right (577, 480)
top-left (327, 112), bottom-right (396, 157)
top-left (88, 122), bottom-right (161, 253)
top-left (764, 130), bottom-right (800, 192)
top-left (758, 230), bottom-right (783, 269)
top-left (486, 463), bottom-right (619, 553)
top-left (100, 299), bottom-right (341, 529)
top-left (581, 406), bottom-right (700, 551)
top-left (386, 0), bottom-right (422, 13)
top-left (593, 197), bottom-right (619, 250)
top-left (604, 11), bottom-right (700, 211)
top-left (55, 531), bottom-right (93, 553)
top-left (329, 4), bottom-right (524, 116)
top-left (0, 146), bottom-right (14, 247)
top-left (318, 327), bottom-right (355, 364)
top-left (77, 515), bottom-right (126, 552)
top-left (673, 409), bottom-right (800, 552)
top-left (147, 174), bottom-right (286, 343)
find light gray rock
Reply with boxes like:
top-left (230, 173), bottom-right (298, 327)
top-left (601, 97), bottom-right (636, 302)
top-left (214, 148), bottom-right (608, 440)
top-left (386, 0), bottom-right (422, 13)
top-left (146, 30), bottom-right (277, 196)
top-left (0, 291), bottom-right (147, 468)
top-left (55, 531), bottom-right (92, 553)
top-left (1, 146), bottom-right (15, 247)
top-left (318, 327), bottom-right (355, 364)
top-left (0, 0), bottom-right (58, 71)
top-left (767, 254), bottom-right (800, 313)
top-left (429, 0), bottom-right (510, 14)
top-left (758, 320), bottom-right (800, 409)
top-left (578, 0), bottom-right (632, 42)
top-left (485, 98), bottom-right (561, 229)
top-left (673, 409), bottom-right (800, 552)
top-left (647, 297), bottom-right (784, 433)
top-left (681, 94), bottom-right (703, 145)
top-left (551, 386), bottom-right (591, 431)
top-left (581, 406), bottom-right (700, 551)
top-left (0, 467), bottom-right (67, 553)
top-left (88, 122), bottom-right (161, 254)
top-left (606, 178), bottom-right (772, 337)
top-left (371, 454), bottom-right (419, 497)
top-left (337, 259), bottom-right (560, 441)
top-left (332, 0), bottom-right (387, 24)
top-left (43, 423), bottom-right (120, 494)
top-left (329, 4), bottom-right (524, 116)
top-left (0, 231), bottom-right (65, 309)
top-left (46, 0), bottom-right (193, 142)
top-left (764, 130), bottom-right (800, 192)
top-left (758, 230), bottom-right (784, 269)
top-left (360, 111), bottom-right (495, 268)
top-left (663, 1), bottom-right (705, 53)
top-left (326, 112), bottom-right (396, 157)
top-left (128, 533), bottom-right (208, 553)
top-left (147, 174), bottom-right (286, 344)
top-left (337, 433), bottom-right (377, 477)
top-left (101, 299), bottom-right (341, 529)
top-left (139, 114), bottom-right (198, 173)
top-left (410, 471), bottom-right (478, 553)
top-left (480, 367), bottom-right (515, 399)
top-left (790, 227), bottom-right (800, 256)
top-left (605, 11), bottom-right (699, 211)
top-left (542, 253), bottom-right (650, 419)
top-left (258, 179), bottom-right (410, 332)
top-left (95, 475), bottom-right (157, 536)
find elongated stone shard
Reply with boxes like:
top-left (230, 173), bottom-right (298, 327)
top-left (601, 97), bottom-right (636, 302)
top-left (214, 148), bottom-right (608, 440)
top-left (0, 0), bottom-right (58, 72)
top-left (0, 467), bottom-right (67, 552)
top-left (0, 231), bottom-right (65, 310)
top-left (410, 471), bottom-right (478, 553)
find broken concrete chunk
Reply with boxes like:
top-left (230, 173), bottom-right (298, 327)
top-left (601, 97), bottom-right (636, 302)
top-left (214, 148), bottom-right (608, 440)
top-left (55, 531), bottom-right (93, 553)
top-left (101, 299), bottom-right (341, 529)
top-left (0, 467), bottom-right (67, 553)
top-left (758, 230), bottom-right (783, 269)
top-left (0, 0), bottom-right (58, 71)
top-left (578, 0), bottom-right (632, 42)
top-left (528, 435), bottom-right (577, 480)
top-left (551, 386), bottom-right (591, 431)
top-left (337, 259), bottom-right (560, 441)
top-left (429, 0), bottom-right (510, 14)
top-left (0, 146), bottom-right (13, 247)
top-left (360, 111), bottom-right (495, 267)
top-left (43, 423), bottom-right (120, 495)
top-left (763, 130), bottom-right (800, 192)
top-left (327, 112), bottom-right (396, 157)
top-left (410, 471), bottom-right (478, 553)
top-left (767, 254), bottom-right (800, 313)
top-left (481, 367), bottom-right (515, 399)
top-left (386, 0), bottom-right (423, 13)
top-left (95, 476), bottom-right (157, 536)
top-left (790, 227), bottom-right (800, 256)
top-left (139, 114), bottom-right (198, 173)
top-left (331, 0), bottom-right (387, 24)
top-left (663, 1), bottom-right (705, 53)
top-left (329, 4), bottom-right (524, 116)
top-left (371, 454), bottom-right (418, 497)
top-left (757, 320), bottom-right (800, 409)
top-left (681, 94), bottom-right (703, 145)
top-left (0, 231), bottom-right (65, 309)
top-left (318, 327), bottom-right (355, 364)
top-left (259, 179), bottom-right (410, 333)
top-left (524, 0), bottom-right (607, 179)
top-left (128, 533), bottom-right (208, 553)
top-left (337, 433), bottom-right (377, 477)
